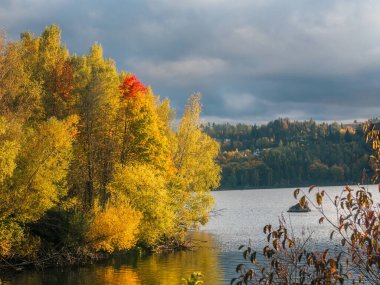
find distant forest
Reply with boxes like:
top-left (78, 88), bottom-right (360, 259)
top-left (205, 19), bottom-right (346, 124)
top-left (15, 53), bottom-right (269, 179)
top-left (203, 119), bottom-right (371, 189)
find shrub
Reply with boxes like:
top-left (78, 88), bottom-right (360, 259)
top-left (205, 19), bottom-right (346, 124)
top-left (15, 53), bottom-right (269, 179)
top-left (182, 272), bottom-right (204, 285)
top-left (85, 202), bottom-right (141, 252)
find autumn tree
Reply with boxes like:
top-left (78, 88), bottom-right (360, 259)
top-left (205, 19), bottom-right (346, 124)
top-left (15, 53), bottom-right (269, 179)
top-left (36, 25), bottom-right (74, 119)
top-left (171, 94), bottom-right (221, 230)
top-left (108, 164), bottom-right (175, 245)
top-left (119, 74), bottom-right (171, 170)
top-left (0, 35), bottom-right (42, 123)
top-left (69, 44), bottom-right (121, 209)
top-left (0, 117), bottom-right (77, 256)
top-left (85, 198), bottom-right (141, 252)
top-left (0, 25), bottom-right (222, 264)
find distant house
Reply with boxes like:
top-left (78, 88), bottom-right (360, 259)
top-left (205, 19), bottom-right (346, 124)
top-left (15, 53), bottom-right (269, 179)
top-left (342, 120), bottom-right (363, 133)
top-left (253, 149), bottom-right (261, 157)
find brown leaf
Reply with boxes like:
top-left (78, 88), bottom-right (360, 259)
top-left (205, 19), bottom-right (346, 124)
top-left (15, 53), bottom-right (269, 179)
top-left (308, 185), bottom-right (316, 193)
top-left (294, 188), bottom-right (300, 199)
top-left (300, 195), bottom-right (306, 208)
top-left (316, 192), bottom-right (322, 206)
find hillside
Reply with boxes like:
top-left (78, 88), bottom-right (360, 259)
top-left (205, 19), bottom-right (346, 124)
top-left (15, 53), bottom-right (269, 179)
top-left (203, 119), bottom-right (370, 189)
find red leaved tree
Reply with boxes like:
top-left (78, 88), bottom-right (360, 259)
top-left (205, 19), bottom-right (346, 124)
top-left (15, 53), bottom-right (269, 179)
top-left (119, 74), bottom-right (147, 100)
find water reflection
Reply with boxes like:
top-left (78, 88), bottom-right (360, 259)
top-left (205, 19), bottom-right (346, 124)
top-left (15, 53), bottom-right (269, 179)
top-left (138, 232), bottom-right (223, 285)
top-left (8, 185), bottom-right (380, 285)
top-left (8, 231), bottom-right (223, 285)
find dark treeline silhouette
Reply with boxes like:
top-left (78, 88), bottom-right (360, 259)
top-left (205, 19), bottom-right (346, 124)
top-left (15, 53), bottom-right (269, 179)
top-left (203, 118), bottom-right (370, 189)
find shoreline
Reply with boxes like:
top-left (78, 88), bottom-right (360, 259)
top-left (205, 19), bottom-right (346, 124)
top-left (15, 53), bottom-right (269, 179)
top-left (0, 236), bottom-right (193, 276)
top-left (214, 182), bottom-right (369, 191)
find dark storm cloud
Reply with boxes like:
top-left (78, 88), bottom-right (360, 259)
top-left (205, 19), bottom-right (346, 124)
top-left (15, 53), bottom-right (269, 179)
top-left (1, 0), bottom-right (380, 123)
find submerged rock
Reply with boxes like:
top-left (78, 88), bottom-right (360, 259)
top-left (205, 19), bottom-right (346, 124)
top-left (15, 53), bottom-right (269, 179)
top-left (287, 203), bottom-right (311, 213)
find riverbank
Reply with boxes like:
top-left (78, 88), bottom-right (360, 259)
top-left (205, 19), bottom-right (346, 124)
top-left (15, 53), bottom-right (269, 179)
top-left (3, 231), bottom-right (215, 285)
top-left (5, 186), bottom-right (379, 285)
top-left (0, 233), bottom-right (201, 283)
top-left (0, 237), bottom-right (192, 274)
top-left (215, 181), bottom-right (363, 191)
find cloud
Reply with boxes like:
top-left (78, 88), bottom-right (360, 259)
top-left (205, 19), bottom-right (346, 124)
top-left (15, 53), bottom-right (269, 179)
top-left (129, 57), bottom-right (227, 87)
top-left (222, 93), bottom-right (256, 112)
top-left (1, 0), bottom-right (380, 123)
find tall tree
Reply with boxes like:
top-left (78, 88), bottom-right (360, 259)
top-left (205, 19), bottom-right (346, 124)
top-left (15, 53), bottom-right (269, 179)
top-left (119, 75), bottom-right (170, 171)
top-left (171, 94), bottom-right (221, 229)
top-left (69, 44), bottom-right (121, 209)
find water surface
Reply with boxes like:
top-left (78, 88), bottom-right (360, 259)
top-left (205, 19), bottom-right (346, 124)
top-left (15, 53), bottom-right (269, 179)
top-left (7, 185), bottom-right (379, 285)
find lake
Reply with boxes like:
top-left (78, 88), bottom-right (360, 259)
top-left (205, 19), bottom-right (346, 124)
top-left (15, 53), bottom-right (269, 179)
top-left (6, 185), bottom-right (379, 285)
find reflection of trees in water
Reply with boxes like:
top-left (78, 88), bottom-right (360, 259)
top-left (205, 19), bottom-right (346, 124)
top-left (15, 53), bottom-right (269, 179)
top-left (9, 232), bottom-right (221, 285)
top-left (95, 266), bottom-right (140, 285)
top-left (136, 231), bottom-right (223, 285)
top-left (8, 264), bottom-right (141, 285)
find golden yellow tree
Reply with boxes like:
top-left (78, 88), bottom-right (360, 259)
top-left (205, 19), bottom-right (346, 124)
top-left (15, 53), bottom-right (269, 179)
top-left (108, 164), bottom-right (175, 245)
top-left (171, 94), bottom-right (221, 229)
top-left (85, 198), bottom-right (141, 252)
top-left (119, 75), bottom-right (171, 171)
top-left (69, 44), bottom-right (121, 209)
top-left (0, 25), bottom-right (222, 260)
top-left (0, 116), bottom-right (77, 256)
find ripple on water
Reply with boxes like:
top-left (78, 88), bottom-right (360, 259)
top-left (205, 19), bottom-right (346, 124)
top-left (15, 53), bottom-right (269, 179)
top-left (7, 185), bottom-right (379, 285)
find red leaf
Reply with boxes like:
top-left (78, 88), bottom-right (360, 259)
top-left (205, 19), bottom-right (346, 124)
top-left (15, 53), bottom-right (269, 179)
top-left (120, 74), bottom-right (147, 100)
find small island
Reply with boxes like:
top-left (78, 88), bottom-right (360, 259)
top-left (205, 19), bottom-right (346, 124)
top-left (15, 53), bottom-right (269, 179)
top-left (287, 203), bottom-right (311, 213)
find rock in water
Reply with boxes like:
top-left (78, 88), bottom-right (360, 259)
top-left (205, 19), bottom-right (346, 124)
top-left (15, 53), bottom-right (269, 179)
top-left (287, 203), bottom-right (311, 213)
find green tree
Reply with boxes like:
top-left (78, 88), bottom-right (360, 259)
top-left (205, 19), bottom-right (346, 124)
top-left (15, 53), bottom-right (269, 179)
top-left (308, 160), bottom-right (328, 183)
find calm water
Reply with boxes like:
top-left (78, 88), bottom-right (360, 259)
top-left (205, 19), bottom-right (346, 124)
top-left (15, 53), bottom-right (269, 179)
top-left (7, 185), bottom-right (380, 285)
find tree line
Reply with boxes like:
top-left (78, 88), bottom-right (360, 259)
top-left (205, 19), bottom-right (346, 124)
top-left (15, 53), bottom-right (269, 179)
top-left (203, 118), bottom-right (369, 189)
top-left (0, 25), bottom-right (220, 265)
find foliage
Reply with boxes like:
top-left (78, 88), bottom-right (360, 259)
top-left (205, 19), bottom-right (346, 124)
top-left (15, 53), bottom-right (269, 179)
top-left (119, 74), bottom-right (147, 100)
top-left (108, 164), bottom-right (175, 245)
top-left (29, 208), bottom-right (90, 249)
top-left (0, 117), bottom-right (20, 184)
top-left (364, 120), bottom-right (380, 183)
top-left (182, 272), bottom-right (204, 285)
top-left (0, 219), bottom-right (25, 257)
top-left (86, 201), bottom-right (141, 252)
top-left (69, 43), bottom-right (121, 209)
top-left (0, 116), bottom-right (78, 223)
top-left (119, 85), bottom-right (170, 170)
top-left (171, 94), bottom-right (221, 229)
top-left (0, 25), bottom-right (220, 265)
top-left (203, 119), bottom-right (368, 189)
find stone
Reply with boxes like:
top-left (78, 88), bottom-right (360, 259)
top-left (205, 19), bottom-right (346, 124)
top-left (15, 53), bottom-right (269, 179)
top-left (287, 203), bottom-right (311, 213)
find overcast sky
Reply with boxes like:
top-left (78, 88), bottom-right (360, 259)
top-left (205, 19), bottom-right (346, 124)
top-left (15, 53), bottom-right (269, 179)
top-left (1, 0), bottom-right (380, 124)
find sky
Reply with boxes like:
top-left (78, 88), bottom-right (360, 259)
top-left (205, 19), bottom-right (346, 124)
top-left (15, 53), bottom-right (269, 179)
top-left (1, 0), bottom-right (380, 124)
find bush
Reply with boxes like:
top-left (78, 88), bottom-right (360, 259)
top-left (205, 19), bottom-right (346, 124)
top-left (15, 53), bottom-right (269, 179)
top-left (85, 202), bottom-right (141, 252)
top-left (182, 272), bottom-right (204, 285)
top-left (0, 219), bottom-right (25, 257)
top-left (29, 208), bottom-right (89, 248)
